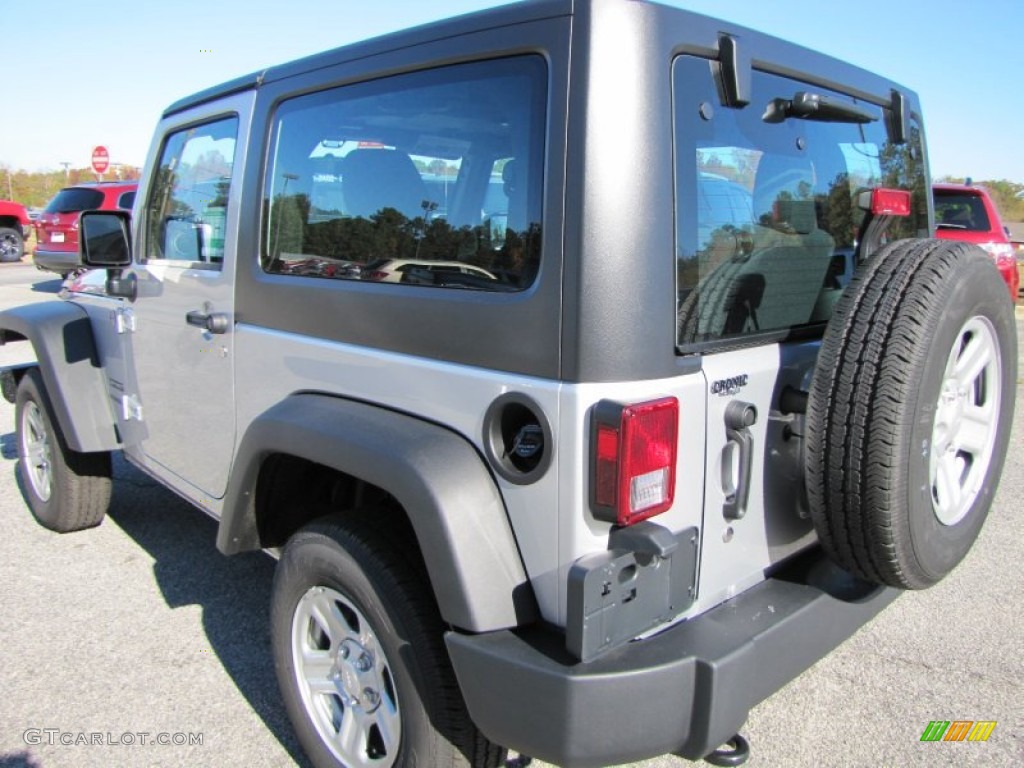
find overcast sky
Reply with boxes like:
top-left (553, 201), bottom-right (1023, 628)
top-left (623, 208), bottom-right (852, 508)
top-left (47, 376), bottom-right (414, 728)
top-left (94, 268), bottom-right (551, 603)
top-left (3, 0), bottom-right (1021, 181)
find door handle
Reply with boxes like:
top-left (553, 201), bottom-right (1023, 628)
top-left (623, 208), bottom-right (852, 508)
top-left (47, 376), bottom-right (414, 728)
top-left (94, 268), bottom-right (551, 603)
top-left (186, 310), bottom-right (230, 334)
top-left (722, 401), bottom-right (757, 520)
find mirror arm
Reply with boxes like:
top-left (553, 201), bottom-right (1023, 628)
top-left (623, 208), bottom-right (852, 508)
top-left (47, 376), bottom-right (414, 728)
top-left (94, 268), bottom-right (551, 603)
top-left (105, 269), bottom-right (138, 301)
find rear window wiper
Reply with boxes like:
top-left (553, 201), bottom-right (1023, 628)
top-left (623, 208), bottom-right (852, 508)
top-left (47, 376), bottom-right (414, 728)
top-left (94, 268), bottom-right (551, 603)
top-left (763, 92), bottom-right (878, 124)
top-left (936, 222), bottom-right (968, 230)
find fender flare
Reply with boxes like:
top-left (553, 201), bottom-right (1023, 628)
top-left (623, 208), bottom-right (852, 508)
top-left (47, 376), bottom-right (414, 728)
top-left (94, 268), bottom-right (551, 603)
top-left (218, 393), bottom-right (538, 632)
top-left (0, 302), bottom-right (119, 452)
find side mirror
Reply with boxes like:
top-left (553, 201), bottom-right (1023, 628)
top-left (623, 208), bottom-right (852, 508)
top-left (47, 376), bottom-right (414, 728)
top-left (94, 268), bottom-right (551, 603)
top-left (79, 210), bottom-right (132, 268)
top-left (79, 210), bottom-right (136, 300)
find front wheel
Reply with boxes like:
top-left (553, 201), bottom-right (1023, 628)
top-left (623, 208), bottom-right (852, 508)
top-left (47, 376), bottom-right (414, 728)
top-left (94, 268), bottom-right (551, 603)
top-left (14, 368), bottom-right (112, 531)
top-left (271, 512), bottom-right (504, 768)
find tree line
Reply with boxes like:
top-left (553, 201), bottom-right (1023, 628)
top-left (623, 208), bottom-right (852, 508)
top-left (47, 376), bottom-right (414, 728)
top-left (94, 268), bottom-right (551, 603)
top-left (0, 165), bottom-right (143, 208)
top-left (4, 163), bottom-right (1020, 223)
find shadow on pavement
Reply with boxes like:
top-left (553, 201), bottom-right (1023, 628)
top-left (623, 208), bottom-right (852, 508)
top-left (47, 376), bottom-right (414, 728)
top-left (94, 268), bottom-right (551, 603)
top-left (29, 279), bottom-right (63, 294)
top-left (101, 455), bottom-right (313, 768)
top-left (0, 751), bottom-right (44, 768)
top-left (4, 445), bottom-right (528, 768)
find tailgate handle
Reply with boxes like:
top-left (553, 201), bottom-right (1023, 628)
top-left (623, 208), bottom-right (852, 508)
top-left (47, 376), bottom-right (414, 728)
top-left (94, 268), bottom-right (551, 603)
top-left (722, 401), bottom-right (757, 520)
top-left (186, 310), bottom-right (230, 335)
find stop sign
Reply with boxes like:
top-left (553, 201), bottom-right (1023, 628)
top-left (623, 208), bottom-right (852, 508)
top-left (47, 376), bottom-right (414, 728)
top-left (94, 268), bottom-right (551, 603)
top-left (91, 146), bottom-right (110, 174)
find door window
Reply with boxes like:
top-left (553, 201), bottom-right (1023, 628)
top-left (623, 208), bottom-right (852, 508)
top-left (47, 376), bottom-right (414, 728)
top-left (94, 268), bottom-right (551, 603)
top-left (144, 117), bottom-right (239, 266)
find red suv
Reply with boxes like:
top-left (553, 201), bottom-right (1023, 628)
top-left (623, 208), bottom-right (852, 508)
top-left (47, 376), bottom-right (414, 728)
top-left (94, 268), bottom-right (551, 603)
top-left (934, 183), bottom-right (1018, 300)
top-left (33, 181), bottom-right (137, 277)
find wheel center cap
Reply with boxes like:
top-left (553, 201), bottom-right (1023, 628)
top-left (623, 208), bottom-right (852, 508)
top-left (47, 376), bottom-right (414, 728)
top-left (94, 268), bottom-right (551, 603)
top-left (339, 661), bottom-right (360, 700)
top-left (335, 639), bottom-right (381, 712)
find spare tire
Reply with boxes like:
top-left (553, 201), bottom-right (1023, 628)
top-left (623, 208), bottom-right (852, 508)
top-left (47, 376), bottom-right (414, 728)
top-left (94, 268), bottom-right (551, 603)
top-left (806, 239), bottom-right (1016, 589)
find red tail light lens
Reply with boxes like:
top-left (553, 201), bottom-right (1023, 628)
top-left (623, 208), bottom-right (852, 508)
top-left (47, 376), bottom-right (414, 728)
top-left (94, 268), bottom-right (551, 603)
top-left (591, 397), bottom-right (678, 526)
top-left (363, 270), bottom-right (389, 280)
top-left (980, 241), bottom-right (1015, 267)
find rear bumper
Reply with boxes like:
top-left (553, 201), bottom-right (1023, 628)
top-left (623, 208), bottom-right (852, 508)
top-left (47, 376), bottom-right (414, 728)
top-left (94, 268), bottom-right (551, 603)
top-left (32, 248), bottom-right (79, 275)
top-left (446, 556), bottom-right (899, 767)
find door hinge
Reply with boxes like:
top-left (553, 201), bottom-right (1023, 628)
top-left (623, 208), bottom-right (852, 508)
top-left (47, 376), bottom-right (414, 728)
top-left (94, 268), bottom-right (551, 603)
top-left (121, 394), bottom-right (143, 421)
top-left (115, 307), bottom-right (136, 334)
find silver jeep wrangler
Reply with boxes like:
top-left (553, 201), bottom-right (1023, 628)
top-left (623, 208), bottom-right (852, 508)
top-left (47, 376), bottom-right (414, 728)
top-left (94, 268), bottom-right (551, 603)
top-left (0, 1), bottom-right (1015, 766)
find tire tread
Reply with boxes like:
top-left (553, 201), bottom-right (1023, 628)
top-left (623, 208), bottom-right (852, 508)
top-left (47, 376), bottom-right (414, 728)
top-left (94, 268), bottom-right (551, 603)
top-left (807, 239), bottom-right (1011, 588)
top-left (15, 368), bottom-right (111, 532)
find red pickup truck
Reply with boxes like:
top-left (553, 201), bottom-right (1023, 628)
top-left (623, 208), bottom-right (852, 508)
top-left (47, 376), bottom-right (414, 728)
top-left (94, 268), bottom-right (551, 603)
top-left (0, 200), bottom-right (30, 263)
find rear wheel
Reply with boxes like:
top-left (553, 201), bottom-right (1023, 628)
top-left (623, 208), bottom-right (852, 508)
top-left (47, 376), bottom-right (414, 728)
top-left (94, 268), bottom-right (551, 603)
top-left (14, 368), bottom-right (112, 531)
top-left (806, 239), bottom-right (1016, 589)
top-left (0, 226), bottom-right (24, 262)
top-left (271, 512), bottom-right (504, 768)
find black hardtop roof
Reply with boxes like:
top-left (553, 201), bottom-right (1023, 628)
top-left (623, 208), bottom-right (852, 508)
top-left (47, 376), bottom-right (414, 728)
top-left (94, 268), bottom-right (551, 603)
top-left (163, 0), bottom-right (915, 119)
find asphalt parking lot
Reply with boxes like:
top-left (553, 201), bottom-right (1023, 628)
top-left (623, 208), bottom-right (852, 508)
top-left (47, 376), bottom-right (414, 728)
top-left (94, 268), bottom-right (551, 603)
top-left (0, 263), bottom-right (1021, 768)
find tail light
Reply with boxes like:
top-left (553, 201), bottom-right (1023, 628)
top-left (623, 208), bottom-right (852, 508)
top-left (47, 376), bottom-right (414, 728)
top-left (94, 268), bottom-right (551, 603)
top-left (979, 242), bottom-right (1015, 269)
top-left (591, 397), bottom-right (678, 526)
top-left (363, 270), bottom-right (389, 280)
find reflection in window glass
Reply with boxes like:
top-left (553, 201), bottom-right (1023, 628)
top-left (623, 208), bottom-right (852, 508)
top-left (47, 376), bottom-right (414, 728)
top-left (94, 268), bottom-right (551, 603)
top-left (674, 56), bottom-right (927, 349)
top-left (262, 56), bottom-right (546, 292)
top-left (145, 117), bottom-right (238, 265)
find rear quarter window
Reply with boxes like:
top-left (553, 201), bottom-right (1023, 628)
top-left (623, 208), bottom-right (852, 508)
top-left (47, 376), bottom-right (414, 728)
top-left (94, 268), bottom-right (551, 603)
top-left (117, 190), bottom-right (137, 210)
top-left (261, 56), bottom-right (547, 292)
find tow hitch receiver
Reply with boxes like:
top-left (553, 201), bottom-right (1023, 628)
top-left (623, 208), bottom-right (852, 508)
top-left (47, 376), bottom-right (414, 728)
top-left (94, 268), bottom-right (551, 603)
top-left (702, 733), bottom-right (750, 766)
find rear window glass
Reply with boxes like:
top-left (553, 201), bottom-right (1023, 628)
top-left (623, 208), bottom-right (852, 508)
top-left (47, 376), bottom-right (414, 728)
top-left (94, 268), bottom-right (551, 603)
top-left (934, 191), bottom-right (992, 233)
top-left (261, 55), bottom-right (546, 292)
top-left (673, 56), bottom-right (928, 351)
top-left (44, 188), bottom-right (104, 214)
